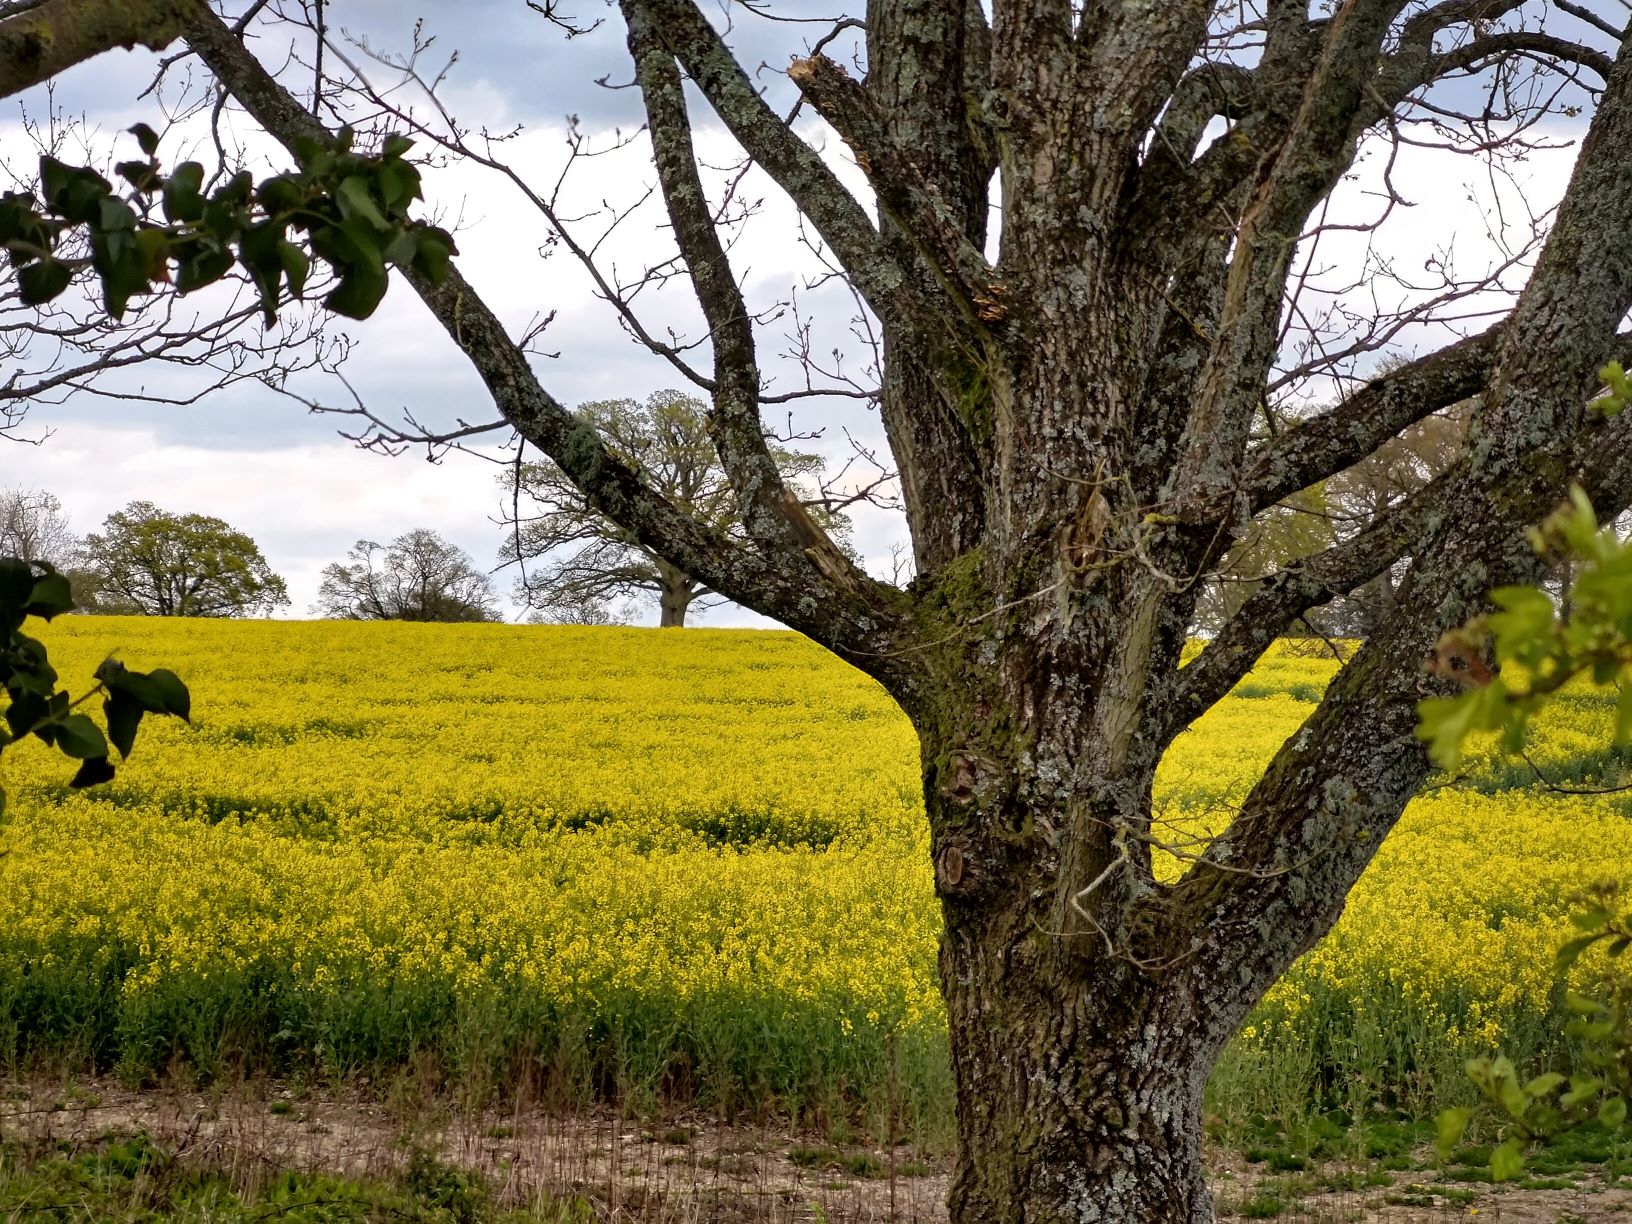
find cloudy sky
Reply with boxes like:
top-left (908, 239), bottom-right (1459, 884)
top-left (0, 2), bottom-right (1604, 624)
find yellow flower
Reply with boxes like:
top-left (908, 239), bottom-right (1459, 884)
top-left (4, 627), bottom-right (1627, 1117)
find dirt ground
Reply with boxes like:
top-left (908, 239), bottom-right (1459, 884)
top-left (4, 1080), bottom-right (1631, 1222)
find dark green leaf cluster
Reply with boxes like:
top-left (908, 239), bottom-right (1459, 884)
top-left (0, 123), bottom-right (456, 324)
top-left (0, 556), bottom-right (190, 813)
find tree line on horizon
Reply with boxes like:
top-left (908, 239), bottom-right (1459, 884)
top-left (5, 391), bottom-right (845, 627)
top-left (0, 488), bottom-right (498, 622)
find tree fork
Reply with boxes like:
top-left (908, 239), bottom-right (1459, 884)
top-left (45, 4), bottom-right (1632, 1222)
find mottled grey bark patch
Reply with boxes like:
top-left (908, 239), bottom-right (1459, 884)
top-left (177, 3), bottom-right (1632, 1220)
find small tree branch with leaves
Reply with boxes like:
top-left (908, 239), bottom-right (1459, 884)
top-left (0, 557), bottom-right (190, 814)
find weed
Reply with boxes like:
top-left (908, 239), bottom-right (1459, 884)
top-left (1236, 1191), bottom-right (1290, 1218)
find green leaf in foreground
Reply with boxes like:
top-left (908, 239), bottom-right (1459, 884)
top-left (52, 712), bottom-right (107, 759)
top-left (1490, 1137), bottom-right (1525, 1183)
top-left (104, 692), bottom-right (143, 759)
top-left (1436, 1107), bottom-right (1472, 1161)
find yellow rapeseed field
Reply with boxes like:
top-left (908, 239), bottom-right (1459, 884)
top-left (3, 620), bottom-right (1629, 1132)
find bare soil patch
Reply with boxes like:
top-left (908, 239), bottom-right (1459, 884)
top-left (4, 1080), bottom-right (1630, 1221)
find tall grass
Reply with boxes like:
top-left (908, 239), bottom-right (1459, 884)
top-left (3, 620), bottom-right (1628, 1150)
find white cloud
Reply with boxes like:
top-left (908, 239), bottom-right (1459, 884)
top-left (0, 14), bottom-right (1599, 633)
top-left (4, 422), bottom-right (790, 626)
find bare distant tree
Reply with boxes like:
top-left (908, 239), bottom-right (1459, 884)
top-left (317, 529), bottom-right (498, 623)
top-left (8, 0), bottom-right (1632, 1218)
top-left (525, 597), bottom-right (633, 627)
top-left (0, 486), bottom-right (75, 565)
top-left (504, 391), bottom-right (848, 627)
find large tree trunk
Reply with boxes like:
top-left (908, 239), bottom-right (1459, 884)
top-left (941, 900), bottom-right (1220, 1222)
top-left (656, 565), bottom-right (695, 627)
top-left (184, 8), bottom-right (1632, 1224)
top-left (918, 705), bottom-right (1241, 1224)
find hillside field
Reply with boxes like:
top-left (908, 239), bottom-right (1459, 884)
top-left (5, 619), bottom-right (1632, 1144)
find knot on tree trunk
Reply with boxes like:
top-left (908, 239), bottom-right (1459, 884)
top-left (943, 751), bottom-right (978, 803)
top-left (935, 839), bottom-right (974, 895)
top-left (929, 750), bottom-right (1019, 900)
top-left (937, 749), bottom-right (1009, 808)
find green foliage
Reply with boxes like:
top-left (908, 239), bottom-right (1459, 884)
top-left (80, 501), bottom-right (289, 617)
top-left (1435, 886), bottom-right (1632, 1180)
top-left (1417, 365), bottom-right (1632, 772)
top-left (1194, 482), bottom-right (1336, 633)
top-left (0, 556), bottom-right (190, 814)
top-left (0, 124), bottom-right (456, 324)
top-left (404, 1149), bottom-right (495, 1224)
top-left (1415, 363), bottom-right (1632, 1176)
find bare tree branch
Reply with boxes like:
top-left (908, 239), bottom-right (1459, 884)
top-left (182, 1), bottom-right (920, 682)
top-left (630, 0), bottom-right (915, 329)
top-left (1162, 32), bottom-right (1632, 996)
top-left (787, 52), bottom-right (996, 324)
top-left (625, 4), bottom-right (836, 567)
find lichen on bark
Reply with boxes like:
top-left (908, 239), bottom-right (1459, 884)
top-left (167, 2), bottom-right (1632, 1220)
top-left (0, 0), bottom-right (195, 100)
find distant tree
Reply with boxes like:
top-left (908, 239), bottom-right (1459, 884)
top-left (504, 391), bottom-right (846, 627)
top-left (1194, 401), bottom-right (1473, 639)
top-left (524, 596), bottom-right (633, 627)
top-left (1317, 402), bottom-right (1471, 636)
top-left (0, 487), bottom-right (109, 611)
top-left (316, 529), bottom-right (498, 623)
top-left (0, 487), bottom-right (76, 565)
top-left (80, 501), bottom-right (288, 617)
top-left (1192, 483), bottom-right (1334, 634)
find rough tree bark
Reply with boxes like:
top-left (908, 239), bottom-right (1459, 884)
top-left (21, 0), bottom-right (1632, 1219)
top-left (0, 0), bottom-right (193, 101)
